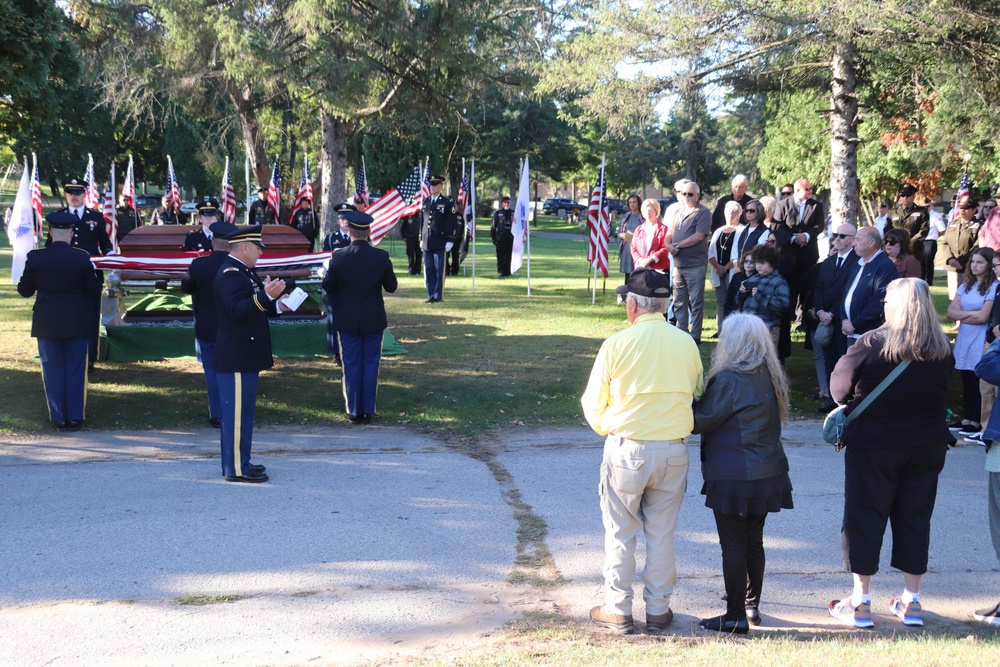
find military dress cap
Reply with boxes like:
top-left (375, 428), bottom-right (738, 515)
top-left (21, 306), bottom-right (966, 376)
top-left (343, 211), bottom-right (374, 230)
top-left (428, 175), bottom-right (445, 185)
top-left (209, 221), bottom-right (239, 239)
top-left (897, 183), bottom-right (917, 197)
top-left (228, 224), bottom-right (266, 248)
top-left (616, 267), bottom-right (672, 297)
top-left (198, 196), bottom-right (221, 214)
top-left (501, 196), bottom-right (511, 202)
top-left (46, 210), bottom-right (78, 229)
top-left (63, 177), bottom-right (88, 193)
top-left (335, 202), bottom-right (358, 215)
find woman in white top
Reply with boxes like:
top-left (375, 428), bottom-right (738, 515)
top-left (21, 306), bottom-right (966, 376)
top-left (729, 199), bottom-right (771, 281)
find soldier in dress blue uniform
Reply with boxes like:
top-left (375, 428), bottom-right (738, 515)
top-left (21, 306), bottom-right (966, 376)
top-left (46, 177), bottom-right (114, 370)
top-left (420, 175), bottom-right (458, 303)
top-left (19, 212), bottom-right (103, 431)
top-left (181, 219), bottom-right (238, 428)
top-left (321, 203), bottom-right (356, 366)
top-left (183, 197), bottom-right (221, 251)
top-left (322, 211), bottom-right (398, 423)
top-left (212, 225), bottom-right (290, 483)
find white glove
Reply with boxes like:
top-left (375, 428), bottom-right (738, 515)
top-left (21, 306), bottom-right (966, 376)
top-left (445, 242), bottom-right (454, 252)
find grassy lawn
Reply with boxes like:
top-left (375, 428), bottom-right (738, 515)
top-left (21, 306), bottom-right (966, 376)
top-left (0, 220), bottom-right (963, 436)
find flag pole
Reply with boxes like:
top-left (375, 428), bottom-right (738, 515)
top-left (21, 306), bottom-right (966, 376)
top-left (110, 162), bottom-right (118, 253)
top-left (526, 158), bottom-right (531, 297)
top-left (470, 160), bottom-right (476, 294)
top-left (461, 158), bottom-right (466, 277)
top-left (245, 154), bottom-right (251, 223)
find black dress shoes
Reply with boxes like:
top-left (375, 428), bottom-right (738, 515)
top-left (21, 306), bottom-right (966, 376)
top-left (59, 420), bottom-right (84, 432)
top-left (360, 414), bottom-right (372, 424)
top-left (209, 417), bottom-right (221, 428)
top-left (746, 607), bottom-right (761, 626)
top-left (249, 464), bottom-right (266, 474)
top-left (698, 615), bottom-right (749, 634)
top-left (424, 298), bottom-right (435, 304)
top-left (224, 471), bottom-right (269, 483)
top-left (347, 414), bottom-right (363, 423)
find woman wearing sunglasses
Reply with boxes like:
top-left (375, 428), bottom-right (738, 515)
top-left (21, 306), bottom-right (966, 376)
top-left (882, 228), bottom-right (922, 279)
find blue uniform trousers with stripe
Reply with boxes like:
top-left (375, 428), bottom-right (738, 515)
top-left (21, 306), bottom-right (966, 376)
top-left (196, 338), bottom-right (221, 420)
top-left (340, 331), bottom-right (383, 417)
top-left (424, 250), bottom-right (445, 300)
top-left (37, 337), bottom-right (88, 425)
top-left (217, 371), bottom-right (259, 477)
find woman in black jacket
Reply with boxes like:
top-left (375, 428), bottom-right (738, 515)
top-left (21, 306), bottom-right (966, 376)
top-left (828, 278), bottom-right (953, 629)
top-left (693, 312), bottom-right (793, 633)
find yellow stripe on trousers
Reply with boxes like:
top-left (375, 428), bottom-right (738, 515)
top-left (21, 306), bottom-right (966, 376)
top-left (234, 372), bottom-right (243, 477)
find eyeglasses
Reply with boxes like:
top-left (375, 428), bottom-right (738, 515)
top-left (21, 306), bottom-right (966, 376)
top-left (884, 240), bottom-right (899, 246)
top-left (743, 257), bottom-right (754, 263)
top-left (683, 192), bottom-right (697, 197)
top-left (831, 233), bottom-right (854, 239)
top-left (780, 191), bottom-right (793, 196)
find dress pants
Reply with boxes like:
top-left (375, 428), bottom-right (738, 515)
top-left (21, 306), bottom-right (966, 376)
top-left (496, 237), bottom-right (513, 276)
top-left (600, 436), bottom-right (688, 616)
top-left (37, 337), bottom-right (88, 425)
top-left (922, 240), bottom-right (937, 285)
top-left (448, 243), bottom-right (462, 275)
top-left (841, 443), bottom-right (947, 576)
top-left (217, 371), bottom-right (259, 477)
top-left (405, 237), bottom-right (423, 275)
top-left (713, 510), bottom-right (767, 619)
top-left (339, 330), bottom-right (383, 417)
top-left (672, 264), bottom-right (707, 341)
top-left (425, 250), bottom-right (446, 300)
top-left (195, 338), bottom-right (221, 420)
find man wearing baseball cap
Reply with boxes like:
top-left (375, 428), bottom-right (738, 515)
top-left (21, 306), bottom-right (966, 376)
top-left (581, 268), bottom-right (704, 635)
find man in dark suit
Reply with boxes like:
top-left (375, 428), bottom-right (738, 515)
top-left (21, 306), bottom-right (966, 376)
top-left (183, 198), bottom-right (220, 251)
top-left (399, 213), bottom-right (423, 275)
top-left (212, 225), bottom-right (290, 483)
top-left (420, 175), bottom-right (458, 303)
top-left (772, 178), bottom-right (825, 292)
top-left (810, 223), bottom-right (858, 410)
top-left (18, 213), bottom-right (103, 430)
top-left (840, 226), bottom-right (898, 354)
top-left (322, 211), bottom-right (398, 423)
top-left (711, 174), bottom-right (752, 232)
top-left (181, 221), bottom-right (237, 428)
top-left (46, 177), bottom-right (114, 370)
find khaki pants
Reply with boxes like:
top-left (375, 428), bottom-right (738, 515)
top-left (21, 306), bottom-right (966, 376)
top-left (600, 435), bottom-right (688, 616)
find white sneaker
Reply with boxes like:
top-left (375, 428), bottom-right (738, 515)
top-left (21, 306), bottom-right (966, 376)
top-left (964, 432), bottom-right (986, 446)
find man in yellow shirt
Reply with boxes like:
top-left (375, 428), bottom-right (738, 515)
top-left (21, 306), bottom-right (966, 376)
top-left (581, 268), bottom-right (704, 634)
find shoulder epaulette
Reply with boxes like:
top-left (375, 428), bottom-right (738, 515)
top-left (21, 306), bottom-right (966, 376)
top-left (224, 267), bottom-right (240, 273)
top-left (72, 246), bottom-right (90, 254)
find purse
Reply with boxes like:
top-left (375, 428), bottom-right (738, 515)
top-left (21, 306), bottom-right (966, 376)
top-left (822, 360), bottom-right (911, 451)
top-left (813, 322), bottom-right (833, 348)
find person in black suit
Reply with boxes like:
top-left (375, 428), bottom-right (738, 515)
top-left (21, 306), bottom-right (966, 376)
top-left (810, 223), bottom-right (858, 410)
top-left (183, 198), bottom-right (221, 251)
top-left (772, 178), bottom-right (825, 293)
top-left (840, 226), bottom-right (898, 353)
top-left (46, 177), bottom-right (114, 370)
top-left (420, 175), bottom-right (458, 303)
top-left (115, 194), bottom-right (143, 242)
top-left (400, 213), bottom-right (423, 275)
top-left (491, 196), bottom-right (515, 276)
top-left (322, 211), bottom-right (398, 423)
top-left (18, 213), bottom-right (103, 430)
top-left (181, 220), bottom-right (237, 428)
top-left (212, 225), bottom-right (290, 483)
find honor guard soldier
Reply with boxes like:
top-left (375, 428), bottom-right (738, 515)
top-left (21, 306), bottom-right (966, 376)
top-left (18, 212), bottom-right (103, 430)
top-left (889, 182), bottom-right (930, 268)
top-left (420, 175), bottom-right (458, 302)
top-left (290, 197), bottom-right (318, 244)
top-left (321, 203), bottom-right (357, 365)
top-left (181, 219), bottom-right (237, 428)
top-left (399, 213), bottom-right (423, 275)
top-left (212, 225), bottom-right (290, 483)
top-left (183, 197), bottom-right (221, 251)
top-left (491, 196), bottom-right (515, 276)
top-left (115, 194), bottom-right (143, 242)
top-left (248, 187), bottom-right (274, 226)
top-left (46, 177), bottom-right (114, 370)
top-left (322, 211), bottom-right (398, 423)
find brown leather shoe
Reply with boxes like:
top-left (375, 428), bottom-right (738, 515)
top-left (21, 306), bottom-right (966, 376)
top-left (589, 605), bottom-right (634, 634)
top-left (646, 608), bottom-right (674, 634)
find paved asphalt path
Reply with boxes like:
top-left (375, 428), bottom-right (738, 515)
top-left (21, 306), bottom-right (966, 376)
top-left (1, 421), bottom-right (997, 665)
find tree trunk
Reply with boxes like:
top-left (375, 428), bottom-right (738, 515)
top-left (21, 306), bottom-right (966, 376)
top-left (319, 109), bottom-right (351, 238)
top-left (830, 40), bottom-right (859, 227)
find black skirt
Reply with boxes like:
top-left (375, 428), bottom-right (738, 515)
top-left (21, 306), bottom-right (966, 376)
top-left (701, 473), bottom-right (794, 517)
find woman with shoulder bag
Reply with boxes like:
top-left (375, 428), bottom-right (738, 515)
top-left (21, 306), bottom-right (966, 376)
top-left (827, 278), bottom-right (953, 629)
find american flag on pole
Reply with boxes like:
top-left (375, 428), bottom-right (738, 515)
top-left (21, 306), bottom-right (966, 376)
top-left (289, 156), bottom-right (313, 219)
top-left (84, 154), bottom-right (99, 210)
top-left (586, 157), bottom-right (610, 277)
top-left (367, 165), bottom-right (424, 246)
top-left (123, 155), bottom-right (135, 203)
top-left (354, 157), bottom-right (370, 211)
top-left (221, 157), bottom-right (237, 225)
top-left (953, 164), bottom-right (970, 220)
top-left (103, 165), bottom-right (118, 252)
top-left (166, 155), bottom-right (181, 211)
top-left (30, 153), bottom-right (43, 227)
top-left (397, 161), bottom-right (430, 218)
top-left (266, 157), bottom-right (281, 221)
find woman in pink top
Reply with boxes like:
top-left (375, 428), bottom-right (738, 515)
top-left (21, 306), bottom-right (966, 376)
top-left (631, 198), bottom-right (672, 271)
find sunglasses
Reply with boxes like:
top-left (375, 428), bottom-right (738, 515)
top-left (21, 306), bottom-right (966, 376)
top-left (743, 257), bottom-right (754, 263)
top-left (780, 191), bottom-right (793, 196)
top-left (831, 233), bottom-right (854, 239)
top-left (746, 209), bottom-right (758, 215)
top-left (884, 240), bottom-right (899, 246)
top-left (683, 192), bottom-right (697, 197)
top-left (960, 205), bottom-right (976, 210)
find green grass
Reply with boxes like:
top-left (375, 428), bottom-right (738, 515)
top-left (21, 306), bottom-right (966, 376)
top-left (0, 222), bottom-right (964, 436)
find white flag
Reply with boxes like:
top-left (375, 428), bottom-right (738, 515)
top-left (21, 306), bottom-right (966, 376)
top-left (511, 157), bottom-right (530, 274)
top-left (8, 159), bottom-right (36, 284)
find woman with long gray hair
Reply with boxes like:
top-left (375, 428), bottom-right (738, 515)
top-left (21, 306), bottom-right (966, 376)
top-left (693, 312), bottom-right (793, 633)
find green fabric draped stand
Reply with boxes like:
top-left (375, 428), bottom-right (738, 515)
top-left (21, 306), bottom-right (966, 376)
top-left (102, 293), bottom-right (407, 362)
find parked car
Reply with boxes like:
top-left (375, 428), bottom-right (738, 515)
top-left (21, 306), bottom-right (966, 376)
top-left (134, 194), bottom-right (162, 210)
top-left (542, 198), bottom-right (585, 215)
top-left (604, 198), bottom-right (628, 215)
top-left (179, 201), bottom-right (200, 216)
